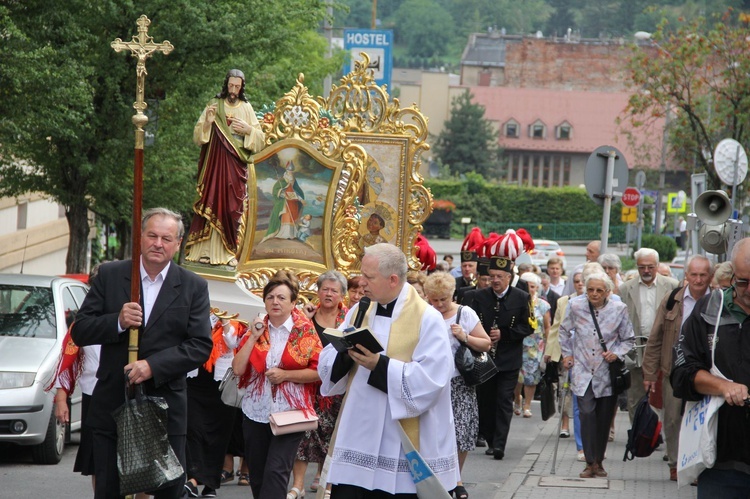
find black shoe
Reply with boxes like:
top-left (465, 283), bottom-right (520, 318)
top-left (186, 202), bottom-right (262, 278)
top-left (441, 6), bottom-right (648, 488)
top-left (484, 447), bottom-right (495, 456)
top-left (493, 449), bottom-right (504, 460)
top-left (184, 481), bottom-right (199, 498)
top-left (476, 436), bottom-right (487, 447)
top-left (202, 486), bottom-right (217, 498)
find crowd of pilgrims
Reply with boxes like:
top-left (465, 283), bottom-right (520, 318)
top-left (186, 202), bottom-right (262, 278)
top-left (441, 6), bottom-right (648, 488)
top-left (49, 226), bottom-right (746, 499)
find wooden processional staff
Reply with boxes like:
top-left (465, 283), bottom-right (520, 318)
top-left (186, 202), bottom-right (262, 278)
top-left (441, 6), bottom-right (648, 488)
top-left (111, 15), bottom-right (174, 364)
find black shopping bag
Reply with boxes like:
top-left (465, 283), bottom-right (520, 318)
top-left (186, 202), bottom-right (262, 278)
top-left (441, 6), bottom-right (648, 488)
top-left (112, 382), bottom-right (184, 496)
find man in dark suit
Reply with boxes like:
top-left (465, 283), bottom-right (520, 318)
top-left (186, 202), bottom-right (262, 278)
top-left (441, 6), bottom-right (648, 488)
top-left (467, 256), bottom-right (532, 460)
top-left (72, 207), bottom-right (213, 499)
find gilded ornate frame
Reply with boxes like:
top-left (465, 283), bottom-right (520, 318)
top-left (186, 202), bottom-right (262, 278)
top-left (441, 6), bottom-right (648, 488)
top-left (321, 53), bottom-right (433, 272)
top-left (235, 74), bottom-right (367, 301)
top-left (230, 56), bottom-right (433, 301)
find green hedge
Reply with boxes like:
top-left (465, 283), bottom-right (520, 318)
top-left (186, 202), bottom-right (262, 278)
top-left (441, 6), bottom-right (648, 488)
top-left (637, 234), bottom-right (678, 262)
top-left (425, 176), bottom-right (629, 241)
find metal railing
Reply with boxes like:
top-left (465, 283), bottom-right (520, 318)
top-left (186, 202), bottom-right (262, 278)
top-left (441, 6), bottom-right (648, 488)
top-left (474, 221), bottom-right (655, 243)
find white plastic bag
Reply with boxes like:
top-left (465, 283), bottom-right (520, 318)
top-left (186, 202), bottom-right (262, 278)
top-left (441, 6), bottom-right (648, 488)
top-left (676, 289), bottom-right (728, 488)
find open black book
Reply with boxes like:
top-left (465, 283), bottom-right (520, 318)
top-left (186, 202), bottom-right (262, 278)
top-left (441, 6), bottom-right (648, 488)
top-left (321, 326), bottom-right (384, 354)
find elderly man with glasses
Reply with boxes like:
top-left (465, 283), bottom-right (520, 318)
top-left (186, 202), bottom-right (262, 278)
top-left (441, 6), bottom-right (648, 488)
top-left (642, 255), bottom-right (713, 481)
top-left (671, 239), bottom-right (750, 496)
top-left (617, 247), bottom-right (679, 423)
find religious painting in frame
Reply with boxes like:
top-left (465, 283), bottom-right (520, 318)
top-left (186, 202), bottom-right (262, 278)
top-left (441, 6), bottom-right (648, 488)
top-left (322, 53), bottom-right (433, 272)
top-left (234, 74), bottom-right (368, 300)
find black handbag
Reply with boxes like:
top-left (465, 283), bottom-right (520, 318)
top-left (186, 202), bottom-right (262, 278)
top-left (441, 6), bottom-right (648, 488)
top-left (454, 307), bottom-right (475, 374)
top-left (453, 306), bottom-right (499, 387)
top-left (112, 382), bottom-right (184, 495)
top-left (589, 301), bottom-right (631, 396)
top-left (538, 376), bottom-right (556, 421)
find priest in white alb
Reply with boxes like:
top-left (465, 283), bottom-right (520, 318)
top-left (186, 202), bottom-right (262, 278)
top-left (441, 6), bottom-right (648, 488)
top-left (318, 243), bottom-right (459, 498)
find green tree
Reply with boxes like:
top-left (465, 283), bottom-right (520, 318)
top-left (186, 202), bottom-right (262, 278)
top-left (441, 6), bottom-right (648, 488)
top-left (440, 0), bottom-right (552, 37)
top-left (545, 0), bottom-right (576, 37)
top-left (0, 0), bottom-right (342, 272)
top-left (434, 91), bottom-right (500, 178)
top-left (623, 11), bottom-right (750, 191)
top-left (390, 0), bottom-right (454, 58)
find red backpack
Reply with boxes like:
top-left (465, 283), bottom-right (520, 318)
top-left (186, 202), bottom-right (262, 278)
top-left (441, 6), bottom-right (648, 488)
top-left (623, 395), bottom-right (663, 460)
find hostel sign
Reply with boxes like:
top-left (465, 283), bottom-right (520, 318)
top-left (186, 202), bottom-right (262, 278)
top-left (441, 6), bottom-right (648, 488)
top-left (343, 29), bottom-right (393, 89)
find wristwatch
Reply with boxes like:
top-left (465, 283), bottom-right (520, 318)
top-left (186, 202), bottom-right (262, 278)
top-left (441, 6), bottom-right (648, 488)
top-left (254, 321), bottom-right (264, 331)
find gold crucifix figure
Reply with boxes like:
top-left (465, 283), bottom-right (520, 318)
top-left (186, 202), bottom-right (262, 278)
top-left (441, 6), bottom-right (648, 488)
top-left (111, 14), bottom-right (174, 150)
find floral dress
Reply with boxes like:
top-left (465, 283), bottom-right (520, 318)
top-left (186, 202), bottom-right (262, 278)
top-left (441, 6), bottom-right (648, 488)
top-left (444, 305), bottom-right (481, 452)
top-left (519, 298), bottom-right (550, 386)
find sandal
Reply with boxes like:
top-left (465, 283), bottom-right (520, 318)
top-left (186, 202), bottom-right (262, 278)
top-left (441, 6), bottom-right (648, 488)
top-left (287, 487), bottom-right (305, 499)
top-left (310, 476), bottom-right (320, 492)
top-left (220, 469), bottom-right (234, 483)
top-left (237, 473), bottom-right (250, 486)
top-left (452, 485), bottom-right (469, 499)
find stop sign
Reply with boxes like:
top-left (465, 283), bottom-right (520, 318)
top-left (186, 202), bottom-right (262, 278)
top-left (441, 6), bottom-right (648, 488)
top-left (622, 187), bottom-right (641, 207)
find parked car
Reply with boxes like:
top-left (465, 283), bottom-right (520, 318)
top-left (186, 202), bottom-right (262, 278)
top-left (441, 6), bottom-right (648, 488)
top-left (525, 239), bottom-right (568, 272)
top-left (0, 274), bottom-right (88, 464)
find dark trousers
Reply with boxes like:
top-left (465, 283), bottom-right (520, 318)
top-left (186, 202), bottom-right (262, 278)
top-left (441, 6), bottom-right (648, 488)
top-left (243, 416), bottom-right (304, 499)
top-left (577, 384), bottom-right (617, 465)
top-left (698, 468), bottom-right (750, 499)
top-left (92, 429), bottom-right (186, 499)
top-left (477, 373), bottom-right (496, 445)
top-left (491, 369), bottom-right (519, 453)
top-left (331, 484), bottom-right (418, 498)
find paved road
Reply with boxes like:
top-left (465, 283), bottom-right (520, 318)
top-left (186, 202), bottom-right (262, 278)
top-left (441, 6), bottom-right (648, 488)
top-left (1, 402), bottom-right (541, 498)
top-left (0, 402), bottom-right (690, 498)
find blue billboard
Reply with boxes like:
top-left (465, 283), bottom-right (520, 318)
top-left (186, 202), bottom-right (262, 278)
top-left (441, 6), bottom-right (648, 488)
top-left (343, 29), bottom-right (393, 90)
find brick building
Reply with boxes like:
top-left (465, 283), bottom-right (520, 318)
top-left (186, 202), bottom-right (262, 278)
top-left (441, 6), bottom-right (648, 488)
top-left (396, 32), bottom-right (680, 187)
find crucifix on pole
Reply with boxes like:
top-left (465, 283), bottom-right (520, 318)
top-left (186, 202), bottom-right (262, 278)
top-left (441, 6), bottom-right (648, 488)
top-left (111, 15), bottom-right (173, 365)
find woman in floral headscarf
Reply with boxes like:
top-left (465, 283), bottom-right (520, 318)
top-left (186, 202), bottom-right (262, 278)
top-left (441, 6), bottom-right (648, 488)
top-left (232, 270), bottom-right (322, 499)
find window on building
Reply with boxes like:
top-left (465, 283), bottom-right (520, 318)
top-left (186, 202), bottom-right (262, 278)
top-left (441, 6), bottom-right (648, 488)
top-left (528, 120), bottom-right (546, 139)
top-left (504, 120), bottom-right (520, 138)
top-left (556, 122), bottom-right (572, 140)
top-left (17, 202), bottom-right (27, 230)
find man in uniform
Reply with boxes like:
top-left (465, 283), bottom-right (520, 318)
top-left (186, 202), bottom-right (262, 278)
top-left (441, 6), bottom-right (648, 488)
top-left (467, 256), bottom-right (532, 460)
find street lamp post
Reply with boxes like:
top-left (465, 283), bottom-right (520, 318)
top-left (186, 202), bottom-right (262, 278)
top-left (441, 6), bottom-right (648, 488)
top-left (461, 217), bottom-right (472, 239)
top-left (634, 31), bottom-right (671, 235)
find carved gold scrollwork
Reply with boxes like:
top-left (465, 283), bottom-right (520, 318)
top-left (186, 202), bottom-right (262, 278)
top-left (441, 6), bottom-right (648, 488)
top-left (262, 74), bottom-right (343, 159)
top-left (321, 53), bottom-right (434, 271)
top-left (236, 269), bottom-right (322, 304)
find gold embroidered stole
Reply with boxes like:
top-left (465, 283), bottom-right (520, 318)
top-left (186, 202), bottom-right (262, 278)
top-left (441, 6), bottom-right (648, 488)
top-left (318, 286), bottom-right (427, 498)
top-left (370, 284), bottom-right (428, 450)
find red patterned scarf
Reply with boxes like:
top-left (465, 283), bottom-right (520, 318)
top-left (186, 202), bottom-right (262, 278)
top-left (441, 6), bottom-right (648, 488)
top-left (44, 324), bottom-right (83, 394)
top-left (238, 308), bottom-right (322, 414)
top-left (204, 320), bottom-right (247, 372)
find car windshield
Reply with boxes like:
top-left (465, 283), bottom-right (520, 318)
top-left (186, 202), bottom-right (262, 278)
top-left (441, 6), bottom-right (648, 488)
top-left (0, 285), bottom-right (57, 338)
